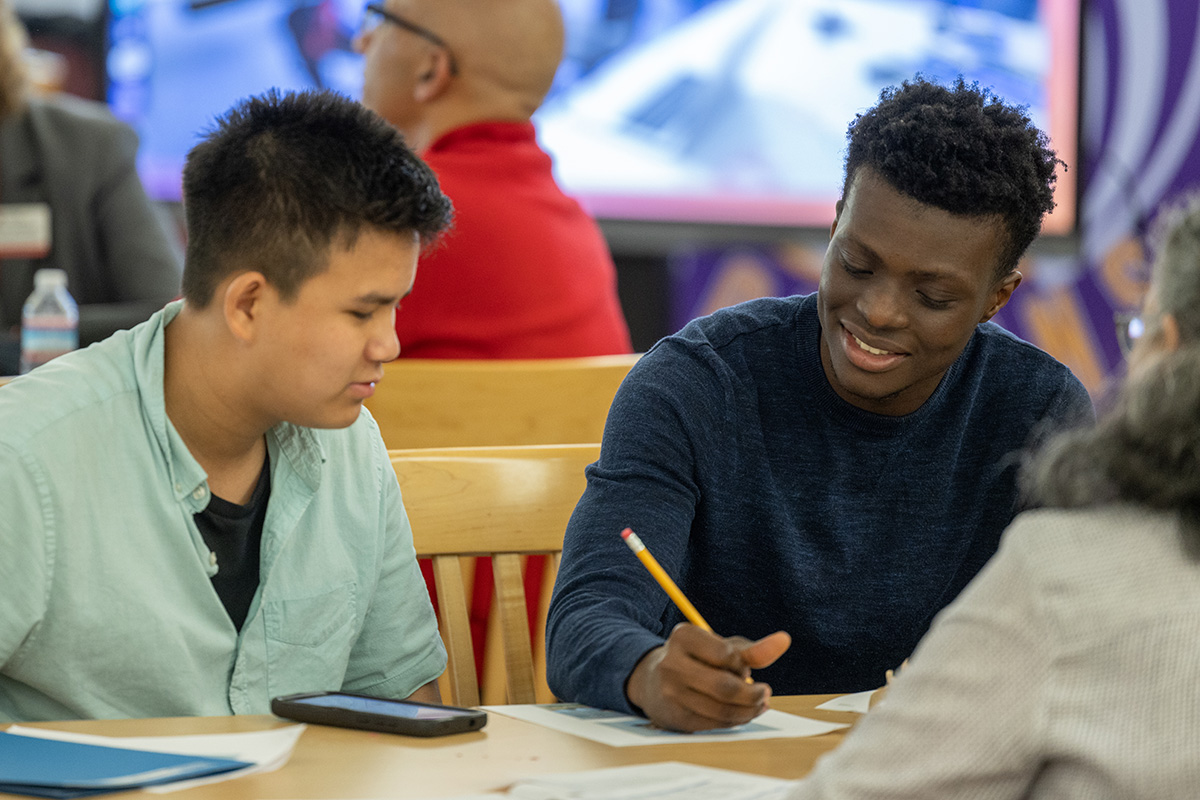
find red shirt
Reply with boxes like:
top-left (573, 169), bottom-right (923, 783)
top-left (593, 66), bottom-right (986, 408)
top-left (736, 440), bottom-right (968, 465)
top-left (397, 121), bottom-right (632, 358)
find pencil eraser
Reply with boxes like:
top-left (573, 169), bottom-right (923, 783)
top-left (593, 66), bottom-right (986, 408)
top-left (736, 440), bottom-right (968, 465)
top-left (620, 528), bottom-right (633, 540)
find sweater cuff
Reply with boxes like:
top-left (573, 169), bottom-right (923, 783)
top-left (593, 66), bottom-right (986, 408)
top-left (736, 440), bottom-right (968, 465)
top-left (595, 631), bottom-right (666, 716)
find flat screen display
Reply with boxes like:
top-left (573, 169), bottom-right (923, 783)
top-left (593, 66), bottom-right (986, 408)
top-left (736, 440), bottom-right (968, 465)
top-left (107, 0), bottom-right (1080, 234)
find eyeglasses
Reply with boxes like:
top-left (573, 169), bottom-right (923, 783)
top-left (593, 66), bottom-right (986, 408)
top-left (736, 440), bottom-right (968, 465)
top-left (1114, 311), bottom-right (1146, 357)
top-left (361, 3), bottom-right (459, 76)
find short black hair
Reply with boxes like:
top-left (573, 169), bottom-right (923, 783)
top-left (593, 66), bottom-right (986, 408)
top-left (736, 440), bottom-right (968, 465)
top-left (843, 76), bottom-right (1062, 279)
top-left (181, 89), bottom-right (453, 306)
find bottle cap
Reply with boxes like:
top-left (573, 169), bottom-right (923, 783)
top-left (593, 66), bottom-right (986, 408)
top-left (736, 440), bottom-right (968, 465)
top-left (33, 268), bottom-right (68, 289)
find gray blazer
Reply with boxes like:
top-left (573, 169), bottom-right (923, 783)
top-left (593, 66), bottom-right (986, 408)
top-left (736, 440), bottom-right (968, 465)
top-left (0, 94), bottom-right (182, 372)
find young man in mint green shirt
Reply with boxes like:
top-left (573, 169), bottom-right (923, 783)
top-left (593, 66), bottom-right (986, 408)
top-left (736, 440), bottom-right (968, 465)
top-left (0, 90), bottom-right (453, 721)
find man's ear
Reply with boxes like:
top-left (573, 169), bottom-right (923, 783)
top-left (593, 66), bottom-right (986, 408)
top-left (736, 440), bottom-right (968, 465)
top-left (222, 271), bottom-right (269, 343)
top-left (414, 48), bottom-right (454, 103)
top-left (979, 269), bottom-right (1023, 323)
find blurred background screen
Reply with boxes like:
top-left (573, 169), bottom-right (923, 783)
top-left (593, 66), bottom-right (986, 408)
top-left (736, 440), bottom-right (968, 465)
top-left (105, 0), bottom-right (1080, 234)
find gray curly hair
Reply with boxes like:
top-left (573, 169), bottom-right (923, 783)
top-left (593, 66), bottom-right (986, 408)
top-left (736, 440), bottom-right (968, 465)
top-left (1022, 191), bottom-right (1200, 540)
top-left (1147, 191), bottom-right (1200, 344)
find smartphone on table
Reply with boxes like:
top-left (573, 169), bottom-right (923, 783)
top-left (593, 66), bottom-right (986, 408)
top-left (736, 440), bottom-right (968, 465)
top-left (270, 691), bottom-right (487, 737)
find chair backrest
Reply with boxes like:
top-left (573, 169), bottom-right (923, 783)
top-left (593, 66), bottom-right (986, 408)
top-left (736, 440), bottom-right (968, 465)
top-left (391, 443), bottom-right (600, 707)
top-left (367, 355), bottom-right (639, 449)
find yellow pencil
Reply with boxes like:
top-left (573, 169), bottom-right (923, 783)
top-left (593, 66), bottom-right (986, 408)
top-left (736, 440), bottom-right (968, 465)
top-left (620, 527), bottom-right (713, 632)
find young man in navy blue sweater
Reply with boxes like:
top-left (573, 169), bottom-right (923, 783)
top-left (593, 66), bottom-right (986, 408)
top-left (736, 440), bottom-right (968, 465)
top-left (546, 77), bottom-right (1093, 732)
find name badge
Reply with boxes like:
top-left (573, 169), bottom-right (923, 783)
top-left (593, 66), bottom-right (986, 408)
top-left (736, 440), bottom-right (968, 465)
top-left (0, 203), bottom-right (51, 258)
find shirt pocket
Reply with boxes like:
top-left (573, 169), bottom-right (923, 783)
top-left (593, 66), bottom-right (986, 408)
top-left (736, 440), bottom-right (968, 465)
top-left (263, 582), bottom-right (359, 698)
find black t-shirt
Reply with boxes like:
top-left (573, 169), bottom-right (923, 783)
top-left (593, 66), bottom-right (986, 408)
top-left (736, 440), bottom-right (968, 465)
top-left (194, 457), bottom-right (270, 630)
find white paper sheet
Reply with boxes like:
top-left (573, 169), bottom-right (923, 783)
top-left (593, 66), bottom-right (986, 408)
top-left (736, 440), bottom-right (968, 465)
top-left (814, 690), bottom-right (875, 714)
top-left (507, 762), bottom-right (795, 799)
top-left (398, 762), bottom-right (794, 800)
top-left (6, 724), bottom-right (306, 792)
top-left (481, 704), bottom-right (846, 747)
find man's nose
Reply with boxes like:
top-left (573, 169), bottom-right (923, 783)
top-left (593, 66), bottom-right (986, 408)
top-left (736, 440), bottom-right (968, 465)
top-left (370, 314), bottom-right (401, 363)
top-left (352, 28), bottom-right (370, 55)
top-left (857, 281), bottom-right (907, 330)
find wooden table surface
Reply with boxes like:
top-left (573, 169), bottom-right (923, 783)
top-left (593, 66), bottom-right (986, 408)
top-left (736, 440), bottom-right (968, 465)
top-left (1, 695), bottom-right (857, 799)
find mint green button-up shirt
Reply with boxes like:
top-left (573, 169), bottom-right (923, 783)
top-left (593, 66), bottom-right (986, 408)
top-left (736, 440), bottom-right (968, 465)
top-left (0, 302), bottom-right (446, 721)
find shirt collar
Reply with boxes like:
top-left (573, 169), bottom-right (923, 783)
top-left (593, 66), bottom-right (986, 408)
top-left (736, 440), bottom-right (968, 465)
top-left (425, 120), bottom-right (537, 155)
top-left (130, 301), bottom-right (325, 505)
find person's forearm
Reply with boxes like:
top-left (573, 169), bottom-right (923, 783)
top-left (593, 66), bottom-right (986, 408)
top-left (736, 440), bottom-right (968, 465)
top-left (545, 589), bottom-right (666, 713)
top-left (405, 679), bottom-right (442, 705)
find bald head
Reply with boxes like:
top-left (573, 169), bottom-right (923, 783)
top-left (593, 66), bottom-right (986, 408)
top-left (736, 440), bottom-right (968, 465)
top-left (431, 0), bottom-right (564, 113)
top-left (358, 0), bottom-right (564, 148)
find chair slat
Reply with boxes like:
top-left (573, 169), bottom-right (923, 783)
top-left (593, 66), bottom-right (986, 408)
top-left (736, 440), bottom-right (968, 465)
top-left (366, 356), bottom-right (639, 449)
top-left (493, 553), bottom-right (536, 705)
top-left (399, 446), bottom-right (593, 554)
top-left (533, 555), bottom-right (561, 704)
top-left (430, 554), bottom-right (479, 708)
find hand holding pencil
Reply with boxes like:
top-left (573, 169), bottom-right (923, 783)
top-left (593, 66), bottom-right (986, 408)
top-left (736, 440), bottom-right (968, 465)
top-left (620, 527), bottom-right (792, 733)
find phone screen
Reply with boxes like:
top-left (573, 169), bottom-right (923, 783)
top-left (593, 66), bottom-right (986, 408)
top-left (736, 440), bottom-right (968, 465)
top-left (295, 694), bottom-right (475, 720)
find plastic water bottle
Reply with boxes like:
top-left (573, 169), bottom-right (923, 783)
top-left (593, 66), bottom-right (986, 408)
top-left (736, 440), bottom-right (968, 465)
top-left (20, 268), bottom-right (79, 374)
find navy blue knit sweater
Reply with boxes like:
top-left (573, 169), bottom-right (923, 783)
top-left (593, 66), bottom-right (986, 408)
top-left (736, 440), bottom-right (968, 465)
top-left (546, 293), bottom-right (1093, 713)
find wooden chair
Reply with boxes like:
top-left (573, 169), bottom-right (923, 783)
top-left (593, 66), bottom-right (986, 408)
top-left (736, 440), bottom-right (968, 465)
top-left (366, 355), bottom-right (639, 449)
top-left (391, 443), bottom-right (600, 708)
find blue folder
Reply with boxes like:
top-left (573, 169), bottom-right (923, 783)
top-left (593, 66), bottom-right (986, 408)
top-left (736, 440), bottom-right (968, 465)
top-left (0, 731), bottom-right (252, 798)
